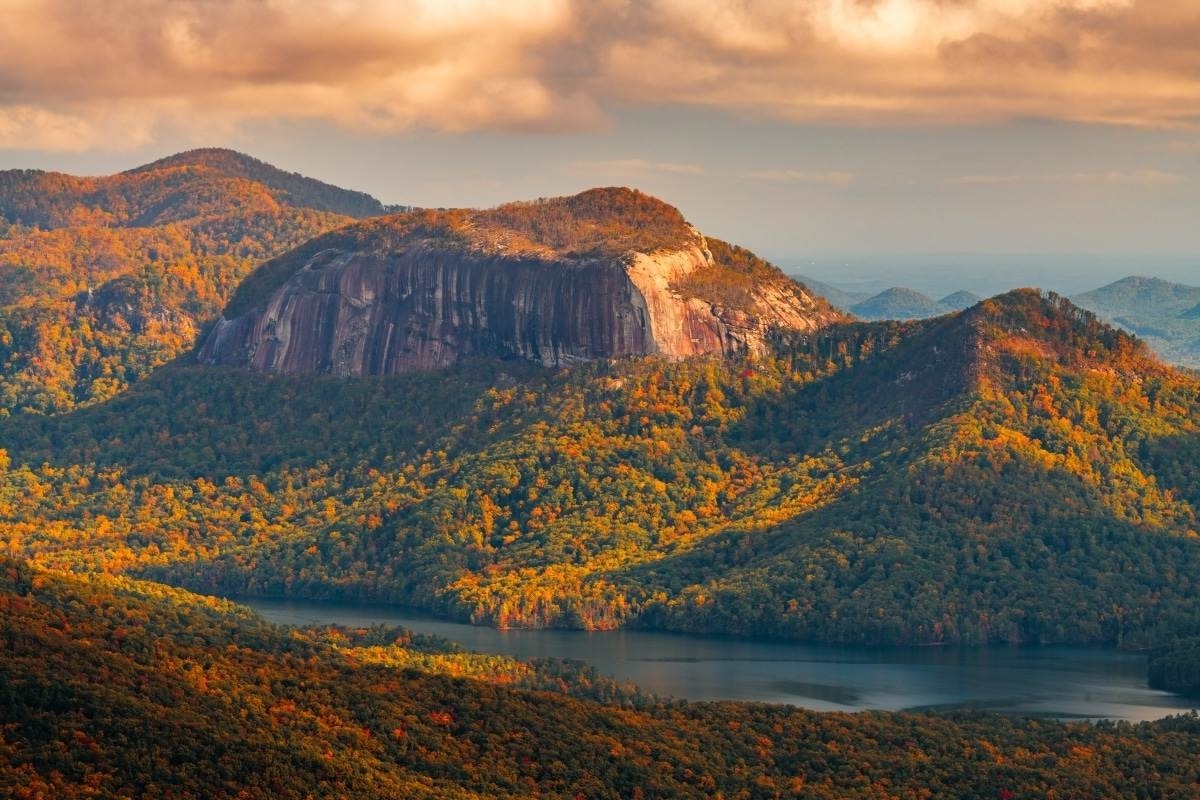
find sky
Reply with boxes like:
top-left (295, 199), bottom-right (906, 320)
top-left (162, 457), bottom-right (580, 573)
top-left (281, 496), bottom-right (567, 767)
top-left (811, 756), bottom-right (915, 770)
top-left (1, 0), bottom-right (1198, 294)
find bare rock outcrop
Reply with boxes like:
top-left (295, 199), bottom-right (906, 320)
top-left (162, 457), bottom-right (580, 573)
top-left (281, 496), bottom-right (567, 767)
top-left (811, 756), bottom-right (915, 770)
top-left (199, 188), bottom-right (844, 374)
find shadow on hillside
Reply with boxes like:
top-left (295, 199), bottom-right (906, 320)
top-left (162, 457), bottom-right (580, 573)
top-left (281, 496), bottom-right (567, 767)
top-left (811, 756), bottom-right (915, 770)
top-left (729, 314), bottom-right (977, 462)
top-left (603, 439), bottom-right (1200, 646)
top-left (1134, 430), bottom-right (1200, 510)
top-left (0, 358), bottom-right (549, 479)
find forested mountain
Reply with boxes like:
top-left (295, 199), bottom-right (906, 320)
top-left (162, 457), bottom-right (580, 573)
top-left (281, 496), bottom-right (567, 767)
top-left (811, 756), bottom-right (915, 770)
top-left (797, 272), bottom-right (1200, 367)
top-left (937, 290), bottom-right (983, 312)
top-left (3, 288), bottom-right (1199, 647)
top-left (1072, 276), bottom-right (1200, 368)
top-left (4, 559), bottom-right (1199, 799)
top-left (127, 149), bottom-right (388, 218)
top-left (791, 274), bottom-right (871, 310)
top-left (0, 151), bottom-right (386, 414)
top-left (836, 287), bottom-right (981, 320)
top-left (2, 158), bottom-right (1200, 794)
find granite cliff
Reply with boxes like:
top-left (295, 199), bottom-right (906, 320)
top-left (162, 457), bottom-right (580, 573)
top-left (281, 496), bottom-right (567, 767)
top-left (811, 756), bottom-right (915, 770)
top-left (199, 188), bottom-right (844, 374)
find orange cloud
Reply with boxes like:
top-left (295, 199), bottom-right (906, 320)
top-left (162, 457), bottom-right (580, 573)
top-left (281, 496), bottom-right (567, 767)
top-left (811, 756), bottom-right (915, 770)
top-left (0, 0), bottom-right (1197, 151)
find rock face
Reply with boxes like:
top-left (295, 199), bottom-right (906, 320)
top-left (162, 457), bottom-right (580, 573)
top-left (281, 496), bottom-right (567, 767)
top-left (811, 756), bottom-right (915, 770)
top-left (199, 188), bottom-right (844, 374)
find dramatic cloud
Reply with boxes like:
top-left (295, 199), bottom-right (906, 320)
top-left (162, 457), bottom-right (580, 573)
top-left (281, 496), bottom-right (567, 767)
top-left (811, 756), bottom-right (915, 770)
top-left (1, 0), bottom-right (1198, 150)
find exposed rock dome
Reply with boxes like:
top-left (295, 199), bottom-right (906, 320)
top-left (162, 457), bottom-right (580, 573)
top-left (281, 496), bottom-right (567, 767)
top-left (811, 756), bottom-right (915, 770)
top-left (199, 188), bottom-right (844, 374)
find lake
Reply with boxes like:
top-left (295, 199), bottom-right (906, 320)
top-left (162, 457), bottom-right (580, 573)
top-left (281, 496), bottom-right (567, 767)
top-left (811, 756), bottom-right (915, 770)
top-left (243, 597), bottom-right (1198, 722)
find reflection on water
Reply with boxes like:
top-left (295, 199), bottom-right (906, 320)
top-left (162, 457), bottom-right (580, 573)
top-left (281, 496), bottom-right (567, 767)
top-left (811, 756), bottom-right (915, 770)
top-left (770, 680), bottom-right (862, 706)
top-left (241, 597), bottom-right (1199, 722)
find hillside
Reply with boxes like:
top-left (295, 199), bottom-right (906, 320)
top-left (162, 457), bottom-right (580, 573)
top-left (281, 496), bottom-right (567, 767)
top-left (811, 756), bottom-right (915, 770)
top-left (1150, 637), bottom-right (1200, 697)
top-left (200, 189), bottom-right (845, 374)
top-left (1072, 276), bottom-right (1200, 368)
top-left (127, 148), bottom-right (388, 218)
top-left (4, 559), bottom-right (1199, 799)
top-left (790, 273), bottom-right (871, 310)
top-left (938, 290), bottom-right (982, 311)
top-left (846, 287), bottom-right (981, 320)
top-left (3, 289), bottom-right (1199, 647)
top-left (0, 151), bottom-right (387, 414)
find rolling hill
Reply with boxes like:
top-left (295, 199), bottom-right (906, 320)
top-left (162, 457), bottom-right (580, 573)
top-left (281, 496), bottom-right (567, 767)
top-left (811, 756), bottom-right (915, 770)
top-left (1071, 276), bottom-right (1200, 368)
top-left (6, 559), bottom-right (1199, 799)
top-left (837, 287), bottom-right (981, 320)
top-left (0, 150), bottom-right (387, 415)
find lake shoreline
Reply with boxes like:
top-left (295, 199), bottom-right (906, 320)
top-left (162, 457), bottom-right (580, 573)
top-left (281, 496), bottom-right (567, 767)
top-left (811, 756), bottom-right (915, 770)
top-left (230, 594), bottom-right (1199, 723)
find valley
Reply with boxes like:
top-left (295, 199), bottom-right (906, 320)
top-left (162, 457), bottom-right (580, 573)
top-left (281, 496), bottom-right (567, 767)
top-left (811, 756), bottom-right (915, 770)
top-left (2, 150), bottom-right (1198, 798)
top-left (245, 595), bottom-right (1196, 722)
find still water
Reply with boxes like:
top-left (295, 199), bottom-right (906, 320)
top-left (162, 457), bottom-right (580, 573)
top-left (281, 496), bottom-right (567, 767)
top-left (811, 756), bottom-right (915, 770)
top-left (244, 597), bottom-right (1197, 722)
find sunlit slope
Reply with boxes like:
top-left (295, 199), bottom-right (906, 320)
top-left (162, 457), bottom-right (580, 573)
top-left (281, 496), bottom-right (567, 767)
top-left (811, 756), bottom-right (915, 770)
top-left (3, 559), bottom-right (1200, 799)
top-left (2, 290), bottom-right (1199, 645)
top-left (0, 149), bottom-right (384, 414)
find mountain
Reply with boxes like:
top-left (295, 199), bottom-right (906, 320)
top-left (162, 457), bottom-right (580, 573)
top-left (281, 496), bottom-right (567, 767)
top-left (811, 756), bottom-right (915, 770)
top-left (199, 188), bottom-right (845, 374)
top-left (127, 148), bottom-right (388, 218)
top-left (790, 273), bottom-right (871, 310)
top-left (849, 287), bottom-right (942, 319)
top-left (1071, 276), bottom-right (1200, 368)
top-left (937, 290), bottom-right (981, 311)
top-left (0, 150), bottom-right (387, 414)
top-left (7, 560), bottom-right (1198, 799)
top-left (796, 271), bottom-right (1200, 368)
top-left (844, 287), bottom-right (981, 320)
top-left (4, 288), bottom-right (1199, 647)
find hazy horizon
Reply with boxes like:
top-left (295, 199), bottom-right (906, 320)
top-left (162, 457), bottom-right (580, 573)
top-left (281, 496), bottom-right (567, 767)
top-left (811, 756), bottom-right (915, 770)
top-left (788, 252), bottom-right (1200, 298)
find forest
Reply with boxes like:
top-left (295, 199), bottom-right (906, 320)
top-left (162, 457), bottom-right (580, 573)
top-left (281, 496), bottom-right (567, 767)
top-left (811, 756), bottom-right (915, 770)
top-left (3, 153), bottom-right (1200, 796)
top-left (2, 289), bottom-right (1199, 649)
top-left (4, 559), bottom-right (1200, 799)
top-left (0, 149), bottom-right (379, 414)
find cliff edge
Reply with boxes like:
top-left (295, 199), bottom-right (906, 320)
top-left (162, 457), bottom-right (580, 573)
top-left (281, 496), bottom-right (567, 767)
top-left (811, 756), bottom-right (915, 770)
top-left (199, 188), bottom-right (844, 374)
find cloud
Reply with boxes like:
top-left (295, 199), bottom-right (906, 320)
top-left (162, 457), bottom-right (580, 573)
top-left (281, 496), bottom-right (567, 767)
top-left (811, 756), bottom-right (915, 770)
top-left (743, 169), bottom-right (856, 186)
top-left (950, 170), bottom-right (1185, 186)
top-left (0, 0), bottom-right (595, 150)
top-left (569, 159), bottom-right (707, 176)
top-left (1, 0), bottom-right (1199, 150)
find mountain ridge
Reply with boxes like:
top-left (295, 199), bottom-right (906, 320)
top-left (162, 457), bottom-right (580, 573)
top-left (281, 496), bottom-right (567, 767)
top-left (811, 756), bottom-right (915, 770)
top-left (1072, 275), bottom-right (1200, 368)
top-left (0, 150), bottom-right (377, 413)
top-left (125, 147), bottom-right (389, 218)
top-left (5, 287), bottom-right (1198, 646)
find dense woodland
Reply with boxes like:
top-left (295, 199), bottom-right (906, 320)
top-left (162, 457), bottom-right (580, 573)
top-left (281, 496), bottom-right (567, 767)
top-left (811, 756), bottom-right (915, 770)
top-left (0, 150), bottom-right (381, 414)
top-left (1150, 637), bottom-right (1200, 696)
top-left (4, 560), bottom-right (1200, 799)
top-left (3, 156), bottom-right (1199, 795)
top-left (2, 290), bottom-right (1199, 649)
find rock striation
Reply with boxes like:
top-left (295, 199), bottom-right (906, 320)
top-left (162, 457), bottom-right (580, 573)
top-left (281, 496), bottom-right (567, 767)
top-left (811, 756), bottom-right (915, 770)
top-left (199, 188), bottom-right (844, 374)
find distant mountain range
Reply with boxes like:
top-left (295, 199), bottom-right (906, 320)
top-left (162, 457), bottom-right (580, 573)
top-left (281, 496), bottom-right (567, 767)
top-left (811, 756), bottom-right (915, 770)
top-left (1072, 276), bottom-right (1200, 368)
top-left (795, 275), bottom-right (981, 320)
top-left (796, 273), bottom-right (1200, 368)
